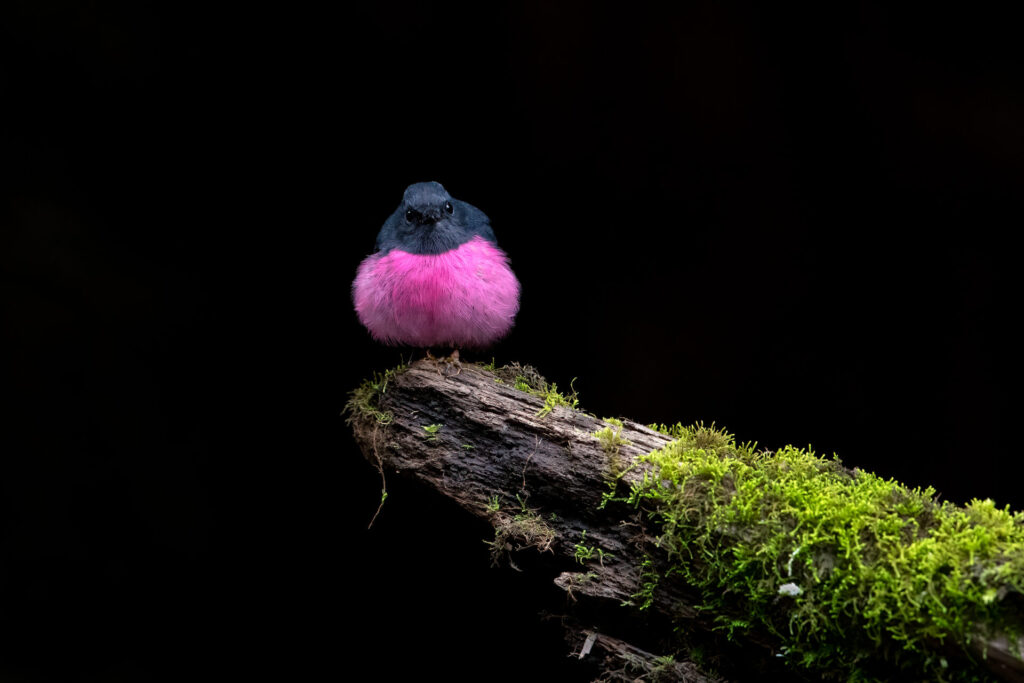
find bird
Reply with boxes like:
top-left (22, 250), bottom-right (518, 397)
top-left (352, 181), bottom-right (520, 368)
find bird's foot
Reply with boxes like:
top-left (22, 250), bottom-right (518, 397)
top-left (446, 349), bottom-right (462, 376)
top-left (427, 348), bottom-right (462, 376)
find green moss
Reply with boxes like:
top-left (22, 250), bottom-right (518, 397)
top-left (595, 418), bottom-right (630, 463)
top-left (491, 362), bottom-right (579, 417)
top-left (573, 529), bottom-right (614, 566)
top-left (595, 418), bottom-right (635, 510)
top-left (574, 530), bottom-right (596, 564)
top-left (596, 418), bottom-right (626, 445)
top-left (344, 363), bottom-right (409, 527)
top-left (486, 494), bottom-right (557, 566)
top-left (627, 423), bottom-right (1024, 681)
top-left (343, 363), bottom-right (408, 426)
top-left (421, 423), bottom-right (443, 442)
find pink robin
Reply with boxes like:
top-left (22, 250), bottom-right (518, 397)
top-left (352, 182), bottom-right (520, 368)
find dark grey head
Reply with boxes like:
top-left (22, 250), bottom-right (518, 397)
top-left (374, 181), bottom-right (498, 255)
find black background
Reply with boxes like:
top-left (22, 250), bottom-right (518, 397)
top-left (2, 2), bottom-right (1020, 681)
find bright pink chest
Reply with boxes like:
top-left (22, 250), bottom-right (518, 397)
top-left (352, 236), bottom-right (520, 349)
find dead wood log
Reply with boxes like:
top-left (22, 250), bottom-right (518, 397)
top-left (346, 359), bottom-right (1024, 682)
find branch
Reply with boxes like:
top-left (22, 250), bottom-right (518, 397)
top-left (346, 359), bottom-right (1024, 682)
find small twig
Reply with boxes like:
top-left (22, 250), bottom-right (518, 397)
top-left (366, 427), bottom-right (388, 529)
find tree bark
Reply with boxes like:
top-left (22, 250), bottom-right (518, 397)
top-left (346, 359), bottom-right (1024, 682)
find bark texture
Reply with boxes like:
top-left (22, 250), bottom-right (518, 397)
top-left (346, 359), bottom-right (1024, 682)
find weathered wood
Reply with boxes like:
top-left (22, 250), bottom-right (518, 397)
top-left (346, 359), bottom-right (1024, 682)
top-left (561, 621), bottom-right (725, 683)
top-left (348, 359), bottom-right (731, 679)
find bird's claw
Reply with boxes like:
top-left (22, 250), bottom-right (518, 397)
top-left (428, 349), bottom-right (462, 377)
top-left (446, 349), bottom-right (462, 376)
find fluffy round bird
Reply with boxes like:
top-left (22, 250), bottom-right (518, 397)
top-left (352, 182), bottom-right (520, 357)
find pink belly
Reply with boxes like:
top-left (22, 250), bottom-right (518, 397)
top-left (352, 236), bottom-right (520, 349)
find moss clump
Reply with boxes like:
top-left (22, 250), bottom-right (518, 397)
top-left (595, 418), bottom-right (634, 511)
top-left (492, 362), bottom-right (579, 417)
top-left (344, 363), bottom-right (408, 426)
top-left (421, 423), bottom-right (443, 443)
top-left (344, 363), bottom-right (409, 527)
top-left (486, 494), bottom-right (556, 566)
top-left (573, 529), bottom-right (614, 567)
top-left (595, 418), bottom-right (630, 459)
top-left (628, 424), bottom-right (1024, 682)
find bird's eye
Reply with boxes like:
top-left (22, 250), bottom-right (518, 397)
top-left (444, 201), bottom-right (454, 215)
top-left (405, 209), bottom-right (416, 223)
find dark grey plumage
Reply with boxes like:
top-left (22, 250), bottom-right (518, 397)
top-left (374, 181), bottom-right (498, 255)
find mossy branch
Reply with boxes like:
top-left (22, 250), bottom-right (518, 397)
top-left (345, 359), bottom-right (1024, 683)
